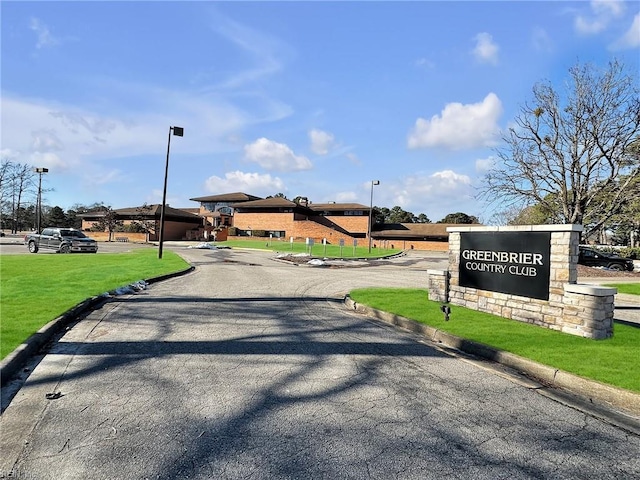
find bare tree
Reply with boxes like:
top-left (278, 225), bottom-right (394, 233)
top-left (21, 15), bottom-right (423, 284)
top-left (130, 204), bottom-right (157, 242)
top-left (0, 159), bottom-right (12, 230)
top-left (0, 161), bottom-right (38, 233)
top-left (481, 60), bottom-right (640, 238)
top-left (92, 205), bottom-right (123, 242)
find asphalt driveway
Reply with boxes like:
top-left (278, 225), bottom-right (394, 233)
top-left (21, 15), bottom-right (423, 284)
top-left (1, 247), bottom-right (639, 479)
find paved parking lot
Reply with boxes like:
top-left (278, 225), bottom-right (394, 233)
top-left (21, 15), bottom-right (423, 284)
top-left (0, 236), bottom-right (154, 255)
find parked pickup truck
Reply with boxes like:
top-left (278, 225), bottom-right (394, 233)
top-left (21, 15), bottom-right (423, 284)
top-left (578, 246), bottom-right (634, 272)
top-left (24, 228), bottom-right (98, 254)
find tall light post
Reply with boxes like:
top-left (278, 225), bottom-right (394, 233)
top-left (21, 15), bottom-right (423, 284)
top-left (158, 126), bottom-right (184, 259)
top-left (368, 180), bottom-right (379, 253)
top-left (34, 167), bottom-right (49, 233)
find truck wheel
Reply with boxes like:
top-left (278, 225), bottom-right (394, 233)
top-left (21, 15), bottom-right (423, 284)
top-left (607, 263), bottom-right (624, 271)
top-left (28, 241), bottom-right (39, 253)
top-left (59, 244), bottom-right (71, 254)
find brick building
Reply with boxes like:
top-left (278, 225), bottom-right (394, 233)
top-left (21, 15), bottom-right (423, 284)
top-left (230, 197), bottom-right (370, 244)
top-left (372, 223), bottom-right (453, 251)
top-left (190, 192), bottom-right (454, 251)
top-left (80, 192), bottom-right (455, 250)
top-left (80, 204), bottom-right (203, 241)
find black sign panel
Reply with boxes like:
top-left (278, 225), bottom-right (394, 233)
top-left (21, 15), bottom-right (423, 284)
top-left (459, 232), bottom-right (551, 300)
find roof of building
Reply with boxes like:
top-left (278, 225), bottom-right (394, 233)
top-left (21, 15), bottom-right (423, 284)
top-left (373, 223), bottom-right (460, 238)
top-left (232, 197), bottom-right (299, 208)
top-left (180, 207), bottom-right (201, 215)
top-left (309, 203), bottom-right (370, 211)
top-left (79, 204), bottom-right (201, 221)
top-left (190, 192), bottom-right (263, 203)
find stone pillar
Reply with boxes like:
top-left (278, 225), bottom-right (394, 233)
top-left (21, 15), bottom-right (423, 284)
top-left (562, 284), bottom-right (616, 339)
top-left (427, 270), bottom-right (449, 303)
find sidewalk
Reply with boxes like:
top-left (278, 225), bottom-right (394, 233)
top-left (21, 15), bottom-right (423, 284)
top-left (579, 278), bottom-right (640, 326)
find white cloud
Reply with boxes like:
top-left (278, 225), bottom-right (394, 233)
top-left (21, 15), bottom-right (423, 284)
top-left (384, 170), bottom-right (474, 219)
top-left (31, 129), bottom-right (65, 152)
top-left (592, 0), bottom-right (625, 17)
top-left (471, 32), bottom-right (499, 65)
top-left (575, 15), bottom-right (608, 34)
top-left (82, 168), bottom-right (126, 187)
top-left (244, 138), bottom-right (312, 172)
top-left (0, 87), bottom-right (266, 172)
top-left (430, 170), bottom-right (472, 188)
top-left (398, 171), bottom-right (472, 200)
top-left (346, 152), bottom-right (361, 165)
top-left (0, 149), bottom-right (21, 161)
top-left (204, 171), bottom-right (284, 195)
top-left (30, 151), bottom-right (68, 170)
top-left (532, 27), bottom-right (554, 52)
top-left (475, 156), bottom-right (496, 172)
top-left (2, 96), bottom-right (162, 171)
top-left (204, 13), bottom-right (291, 91)
top-left (29, 17), bottom-right (60, 49)
top-left (335, 191), bottom-right (358, 203)
top-left (575, 0), bottom-right (625, 34)
top-left (610, 13), bottom-right (640, 49)
top-left (309, 129), bottom-right (336, 155)
top-left (414, 57), bottom-right (435, 69)
top-left (407, 93), bottom-right (503, 150)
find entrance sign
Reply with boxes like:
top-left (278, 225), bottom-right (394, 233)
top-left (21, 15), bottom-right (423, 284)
top-left (459, 232), bottom-right (551, 300)
top-left (427, 224), bottom-right (615, 340)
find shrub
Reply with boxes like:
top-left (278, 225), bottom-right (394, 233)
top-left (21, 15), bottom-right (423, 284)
top-left (594, 246), bottom-right (640, 259)
top-left (620, 247), bottom-right (640, 259)
top-left (123, 223), bottom-right (147, 233)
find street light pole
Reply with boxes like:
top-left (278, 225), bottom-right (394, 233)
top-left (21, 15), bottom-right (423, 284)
top-left (368, 180), bottom-right (380, 253)
top-left (34, 167), bottom-right (49, 233)
top-left (158, 126), bottom-right (184, 259)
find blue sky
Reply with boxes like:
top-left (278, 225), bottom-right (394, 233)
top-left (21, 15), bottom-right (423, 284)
top-left (2, 1), bottom-right (639, 222)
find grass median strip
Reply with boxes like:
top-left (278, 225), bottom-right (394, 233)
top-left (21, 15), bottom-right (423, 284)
top-left (349, 288), bottom-right (640, 393)
top-left (603, 283), bottom-right (640, 295)
top-left (0, 249), bottom-right (189, 360)
top-left (217, 239), bottom-right (401, 258)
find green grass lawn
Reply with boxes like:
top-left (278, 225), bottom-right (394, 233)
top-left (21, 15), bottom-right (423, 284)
top-left (603, 283), bottom-right (640, 295)
top-left (350, 288), bottom-right (640, 392)
top-left (0, 249), bottom-right (189, 360)
top-left (219, 239), bottom-right (401, 258)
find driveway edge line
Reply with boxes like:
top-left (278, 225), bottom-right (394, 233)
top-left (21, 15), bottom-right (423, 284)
top-left (0, 265), bottom-right (194, 387)
top-left (344, 296), bottom-right (640, 419)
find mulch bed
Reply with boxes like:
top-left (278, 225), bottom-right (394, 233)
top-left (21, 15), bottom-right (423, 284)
top-left (577, 264), bottom-right (640, 279)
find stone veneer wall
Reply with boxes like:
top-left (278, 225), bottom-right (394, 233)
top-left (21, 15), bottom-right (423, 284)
top-left (427, 225), bottom-right (616, 340)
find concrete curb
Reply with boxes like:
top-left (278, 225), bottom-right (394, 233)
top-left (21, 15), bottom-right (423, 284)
top-left (344, 296), bottom-right (640, 418)
top-left (0, 296), bottom-right (107, 387)
top-left (0, 265), bottom-right (194, 387)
